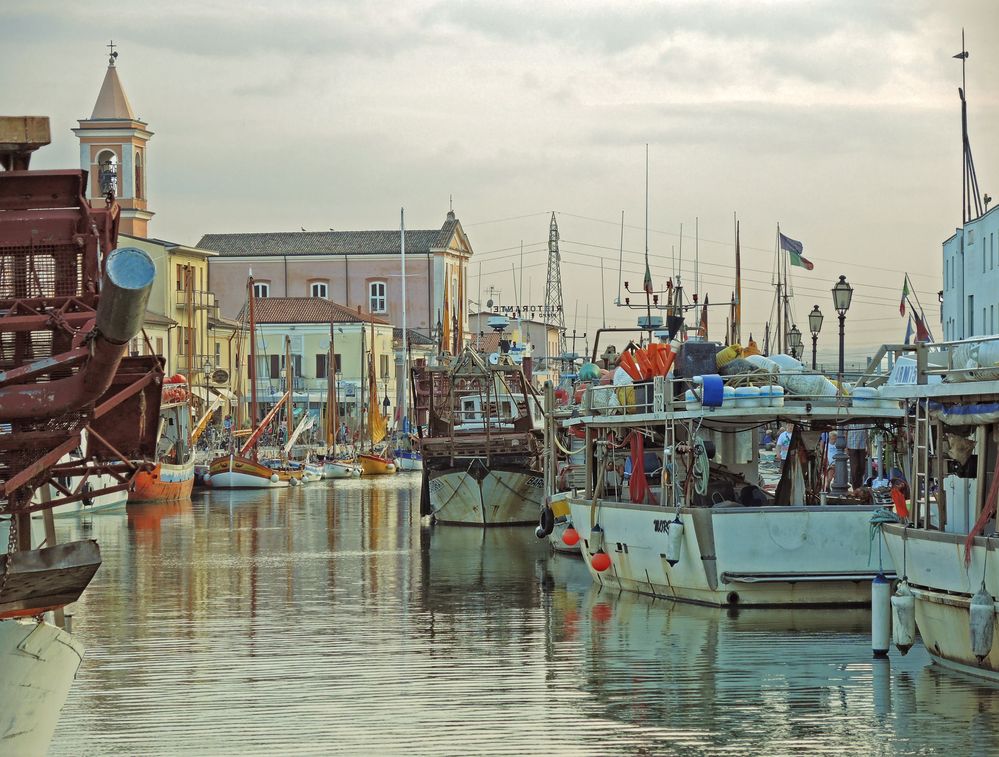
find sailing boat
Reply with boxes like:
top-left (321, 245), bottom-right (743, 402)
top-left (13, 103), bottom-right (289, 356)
top-left (128, 375), bottom-right (196, 502)
top-left (322, 321), bottom-right (361, 478)
top-left (357, 313), bottom-right (397, 476)
top-left (393, 208), bottom-right (423, 473)
top-left (208, 273), bottom-right (302, 489)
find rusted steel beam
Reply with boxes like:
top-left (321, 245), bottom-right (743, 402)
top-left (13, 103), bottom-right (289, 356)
top-left (93, 369), bottom-right (156, 419)
top-left (22, 482), bottom-right (131, 514)
top-left (83, 425), bottom-right (137, 471)
top-left (0, 347), bottom-right (88, 387)
top-left (2, 433), bottom-right (80, 496)
top-left (0, 311), bottom-right (95, 333)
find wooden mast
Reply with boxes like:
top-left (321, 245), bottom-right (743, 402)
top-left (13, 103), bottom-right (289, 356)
top-left (248, 271), bottom-right (259, 462)
top-left (285, 334), bottom-right (293, 455)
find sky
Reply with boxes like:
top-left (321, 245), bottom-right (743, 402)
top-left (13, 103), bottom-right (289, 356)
top-left (5, 0), bottom-right (998, 363)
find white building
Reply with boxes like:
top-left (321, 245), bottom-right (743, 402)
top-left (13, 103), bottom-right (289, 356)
top-left (942, 205), bottom-right (999, 340)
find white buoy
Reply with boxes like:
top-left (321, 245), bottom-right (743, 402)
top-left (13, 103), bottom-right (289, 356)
top-left (891, 579), bottom-right (916, 655)
top-left (535, 525), bottom-right (546, 539)
top-left (270, 473), bottom-right (280, 483)
top-left (871, 573), bottom-right (891, 658)
top-left (290, 476), bottom-right (300, 487)
top-left (666, 516), bottom-right (684, 566)
top-left (969, 584), bottom-right (996, 663)
top-left (203, 474), bottom-right (211, 485)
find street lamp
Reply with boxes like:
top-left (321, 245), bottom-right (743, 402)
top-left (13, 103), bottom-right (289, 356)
top-left (786, 325), bottom-right (802, 361)
top-left (831, 275), bottom-right (853, 376)
top-left (808, 305), bottom-right (824, 370)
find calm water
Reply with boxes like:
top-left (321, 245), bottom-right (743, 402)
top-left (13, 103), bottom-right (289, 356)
top-left (48, 478), bottom-right (999, 756)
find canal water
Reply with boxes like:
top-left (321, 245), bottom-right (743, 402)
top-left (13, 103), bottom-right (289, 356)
top-left (49, 477), bottom-right (999, 755)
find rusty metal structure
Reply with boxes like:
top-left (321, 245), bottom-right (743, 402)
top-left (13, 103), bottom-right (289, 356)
top-left (0, 116), bottom-right (160, 615)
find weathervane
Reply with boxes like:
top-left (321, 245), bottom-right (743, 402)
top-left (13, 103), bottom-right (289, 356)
top-left (107, 39), bottom-right (118, 66)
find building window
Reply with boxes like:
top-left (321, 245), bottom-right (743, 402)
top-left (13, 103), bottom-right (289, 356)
top-left (316, 354), bottom-right (328, 379)
top-left (334, 353), bottom-right (342, 373)
top-left (269, 354), bottom-right (281, 379)
top-left (254, 281), bottom-right (270, 299)
top-left (380, 354), bottom-right (389, 378)
top-left (155, 336), bottom-right (163, 356)
top-left (135, 150), bottom-right (144, 200)
top-left (310, 281), bottom-right (328, 298)
top-left (369, 282), bottom-right (387, 313)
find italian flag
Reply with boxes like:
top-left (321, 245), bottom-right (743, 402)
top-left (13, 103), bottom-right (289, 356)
top-left (900, 276), bottom-right (909, 316)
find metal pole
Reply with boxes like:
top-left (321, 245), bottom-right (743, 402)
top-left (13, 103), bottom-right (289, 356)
top-left (838, 312), bottom-right (846, 376)
top-left (400, 208), bottom-right (408, 433)
top-left (812, 334), bottom-right (818, 371)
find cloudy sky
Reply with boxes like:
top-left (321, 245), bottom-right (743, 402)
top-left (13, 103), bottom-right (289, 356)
top-left (6, 0), bottom-right (997, 361)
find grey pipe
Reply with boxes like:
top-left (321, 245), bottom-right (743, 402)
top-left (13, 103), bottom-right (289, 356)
top-left (95, 247), bottom-right (156, 345)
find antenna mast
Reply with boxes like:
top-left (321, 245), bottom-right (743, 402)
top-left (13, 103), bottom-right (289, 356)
top-left (543, 212), bottom-right (567, 358)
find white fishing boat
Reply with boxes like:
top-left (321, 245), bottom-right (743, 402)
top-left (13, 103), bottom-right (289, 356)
top-left (417, 347), bottom-right (545, 526)
top-left (394, 449), bottom-right (423, 471)
top-left (560, 337), bottom-right (904, 607)
top-left (872, 337), bottom-right (999, 681)
top-left (323, 459), bottom-right (361, 479)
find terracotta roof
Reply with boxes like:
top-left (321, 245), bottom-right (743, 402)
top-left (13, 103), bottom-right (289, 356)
top-left (241, 297), bottom-right (390, 325)
top-left (394, 327), bottom-right (437, 346)
top-left (142, 310), bottom-right (176, 327)
top-left (197, 216), bottom-right (460, 258)
top-left (90, 64), bottom-right (136, 120)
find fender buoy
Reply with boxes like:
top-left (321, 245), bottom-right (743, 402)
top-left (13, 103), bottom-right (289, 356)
top-left (591, 551), bottom-right (612, 572)
top-left (82, 482), bottom-right (94, 508)
top-left (536, 506), bottom-right (555, 539)
top-left (562, 526), bottom-right (580, 547)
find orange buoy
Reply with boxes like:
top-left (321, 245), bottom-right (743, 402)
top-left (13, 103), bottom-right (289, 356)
top-left (562, 527), bottom-right (580, 546)
top-left (591, 551), bottom-right (611, 572)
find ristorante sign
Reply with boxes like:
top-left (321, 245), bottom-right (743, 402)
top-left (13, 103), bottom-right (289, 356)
top-left (491, 304), bottom-right (563, 316)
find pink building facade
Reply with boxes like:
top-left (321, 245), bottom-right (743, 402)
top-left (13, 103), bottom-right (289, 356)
top-left (199, 212), bottom-right (472, 343)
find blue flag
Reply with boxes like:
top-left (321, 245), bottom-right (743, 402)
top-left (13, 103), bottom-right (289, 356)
top-left (779, 232), bottom-right (814, 271)
top-left (904, 316), bottom-right (913, 345)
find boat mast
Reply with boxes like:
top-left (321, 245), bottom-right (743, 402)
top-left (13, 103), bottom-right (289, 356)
top-left (360, 310), bottom-right (366, 451)
top-left (734, 214), bottom-right (741, 345)
top-left (401, 207), bottom-right (408, 434)
top-left (328, 316), bottom-right (339, 450)
top-left (248, 270), bottom-right (259, 462)
top-left (285, 334), bottom-right (293, 455)
top-left (774, 225), bottom-right (783, 355)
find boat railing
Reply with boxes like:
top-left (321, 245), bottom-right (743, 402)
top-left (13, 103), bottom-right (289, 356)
top-left (580, 371), bottom-right (895, 420)
top-left (856, 337), bottom-right (999, 388)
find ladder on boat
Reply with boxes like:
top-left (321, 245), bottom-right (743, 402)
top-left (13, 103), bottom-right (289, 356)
top-left (911, 398), bottom-right (933, 528)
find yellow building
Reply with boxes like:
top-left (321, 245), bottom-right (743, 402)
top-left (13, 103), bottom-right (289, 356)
top-left (248, 298), bottom-right (396, 439)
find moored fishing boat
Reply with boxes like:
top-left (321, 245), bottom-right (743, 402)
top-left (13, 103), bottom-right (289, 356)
top-left (359, 453), bottom-right (397, 476)
top-left (394, 448), bottom-right (423, 471)
top-left (418, 346), bottom-right (544, 526)
top-left (874, 337), bottom-right (999, 680)
top-left (129, 375), bottom-right (195, 503)
top-left (323, 458), bottom-right (361, 478)
top-left (559, 334), bottom-right (904, 607)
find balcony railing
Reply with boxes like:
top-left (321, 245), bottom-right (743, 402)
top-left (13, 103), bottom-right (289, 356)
top-left (176, 289), bottom-right (220, 317)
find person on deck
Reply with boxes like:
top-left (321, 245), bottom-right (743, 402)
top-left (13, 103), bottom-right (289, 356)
top-left (775, 424), bottom-right (793, 464)
top-left (846, 424), bottom-right (869, 489)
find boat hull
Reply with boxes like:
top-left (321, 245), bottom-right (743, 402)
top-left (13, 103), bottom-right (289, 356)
top-left (547, 493), bottom-right (581, 555)
top-left (0, 619), bottom-right (84, 755)
top-left (569, 500), bottom-right (894, 607)
top-left (394, 452), bottom-right (423, 471)
top-left (128, 460), bottom-right (195, 503)
top-left (426, 462), bottom-right (544, 526)
top-left (207, 456), bottom-right (291, 489)
top-left (359, 454), bottom-right (396, 476)
top-left (882, 524), bottom-right (999, 682)
top-left (324, 461), bottom-right (360, 479)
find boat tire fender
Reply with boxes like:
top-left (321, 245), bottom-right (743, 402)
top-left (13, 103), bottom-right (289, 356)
top-left (537, 506), bottom-right (555, 538)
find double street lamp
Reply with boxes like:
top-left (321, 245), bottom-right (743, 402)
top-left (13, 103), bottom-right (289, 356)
top-left (808, 305), bottom-right (824, 370)
top-left (831, 275), bottom-right (854, 376)
top-left (786, 325), bottom-right (803, 361)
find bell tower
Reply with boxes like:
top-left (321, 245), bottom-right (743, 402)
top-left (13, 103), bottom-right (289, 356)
top-left (72, 42), bottom-right (154, 237)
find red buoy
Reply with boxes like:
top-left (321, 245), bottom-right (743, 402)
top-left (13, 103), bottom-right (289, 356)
top-left (562, 527), bottom-right (581, 547)
top-left (590, 551), bottom-right (611, 572)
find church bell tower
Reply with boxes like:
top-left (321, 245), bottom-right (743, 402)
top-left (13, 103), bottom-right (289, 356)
top-left (72, 43), bottom-right (154, 237)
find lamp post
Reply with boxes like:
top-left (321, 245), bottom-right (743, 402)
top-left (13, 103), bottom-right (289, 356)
top-left (787, 325), bottom-right (802, 361)
top-left (831, 275), bottom-right (853, 376)
top-left (808, 305), bottom-right (824, 370)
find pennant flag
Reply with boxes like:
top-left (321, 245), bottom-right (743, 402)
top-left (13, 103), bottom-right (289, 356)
top-left (904, 316), bottom-right (913, 345)
top-left (913, 311), bottom-right (931, 343)
top-left (900, 276), bottom-right (910, 316)
top-left (643, 259), bottom-right (654, 295)
top-left (700, 294), bottom-right (709, 338)
top-left (779, 232), bottom-right (814, 271)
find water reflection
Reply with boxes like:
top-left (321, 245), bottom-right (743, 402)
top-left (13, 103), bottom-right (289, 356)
top-left (48, 479), bottom-right (999, 756)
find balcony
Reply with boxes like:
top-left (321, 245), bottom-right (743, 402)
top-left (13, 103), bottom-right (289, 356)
top-left (257, 377), bottom-right (306, 392)
top-left (175, 289), bottom-right (220, 318)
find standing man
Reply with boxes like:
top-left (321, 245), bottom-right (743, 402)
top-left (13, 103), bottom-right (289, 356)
top-left (847, 423), bottom-right (869, 489)
top-left (776, 423), bottom-right (793, 464)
